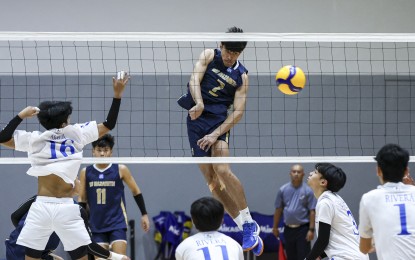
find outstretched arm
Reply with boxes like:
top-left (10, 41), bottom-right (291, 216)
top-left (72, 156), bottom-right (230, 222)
top-left (0, 106), bottom-right (39, 149)
top-left (97, 73), bottom-right (129, 137)
top-left (188, 49), bottom-right (214, 120)
top-left (197, 73), bottom-right (248, 152)
top-left (120, 164), bottom-right (150, 232)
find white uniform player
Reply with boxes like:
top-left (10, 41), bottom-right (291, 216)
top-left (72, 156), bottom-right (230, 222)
top-left (0, 72), bottom-right (128, 258)
top-left (359, 182), bottom-right (415, 260)
top-left (316, 191), bottom-right (368, 260)
top-left (306, 163), bottom-right (369, 260)
top-left (15, 121), bottom-right (98, 251)
top-left (14, 121), bottom-right (98, 185)
top-left (175, 231), bottom-right (243, 260)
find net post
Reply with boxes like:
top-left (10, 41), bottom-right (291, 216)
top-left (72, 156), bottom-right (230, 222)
top-left (129, 219), bottom-right (135, 260)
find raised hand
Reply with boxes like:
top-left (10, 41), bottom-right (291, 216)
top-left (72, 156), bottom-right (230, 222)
top-left (18, 106), bottom-right (40, 119)
top-left (112, 71), bottom-right (130, 98)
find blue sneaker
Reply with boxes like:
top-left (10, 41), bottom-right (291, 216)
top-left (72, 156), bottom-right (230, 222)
top-left (252, 236), bottom-right (264, 256)
top-left (242, 221), bottom-right (260, 251)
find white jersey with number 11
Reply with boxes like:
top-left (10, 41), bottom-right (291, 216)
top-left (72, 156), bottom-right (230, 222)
top-left (175, 231), bottom-right (243, 260)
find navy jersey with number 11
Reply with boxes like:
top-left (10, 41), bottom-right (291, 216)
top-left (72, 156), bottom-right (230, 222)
top-left (85, 164), bottom-right (128, 232)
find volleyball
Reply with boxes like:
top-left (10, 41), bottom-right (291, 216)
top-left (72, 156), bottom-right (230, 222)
top-left (276, 65), bottom-right (306, 95)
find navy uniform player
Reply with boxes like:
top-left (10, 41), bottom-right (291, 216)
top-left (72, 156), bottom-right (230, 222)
top-left (359, 144), bottom-right (415, 259)
top-left (78, 134), bottom-right (150, 256)
top-left (0, 72), bottom-right (128, 260)
top-left (175, 197), bottom-right (244, 260)
top-left (177, 26), bottom-right (263, 256)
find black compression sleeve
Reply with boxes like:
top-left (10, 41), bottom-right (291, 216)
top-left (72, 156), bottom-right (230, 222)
top-left (0, 115), bottom-right (22, 143)
top-left (305, 222), bottom-right (331, 260)
top-left (102, 98), bottom-right (121, 130)
top-left (80, 207), bottom-right (88, 222)
top-left (11, 195), bottom-right (36, 227)
top-left (79, 202), bottom-right (87, 210)
top-left (134, 193), bottom-right (148, 215)
top-left (87, 243), bottom-right (110, 259)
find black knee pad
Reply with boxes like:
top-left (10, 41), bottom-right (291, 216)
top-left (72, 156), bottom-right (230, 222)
top-left (25, 247), bottom-right (44, 258)
top-left (68, 245), bottom-right (87, 259)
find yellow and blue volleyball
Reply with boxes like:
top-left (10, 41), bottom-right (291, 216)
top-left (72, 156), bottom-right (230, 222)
top-left (276, 65), bottom-right (306, 95)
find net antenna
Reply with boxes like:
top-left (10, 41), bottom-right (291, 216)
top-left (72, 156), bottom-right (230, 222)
top-left (1, 32), bottom-right (415, 164)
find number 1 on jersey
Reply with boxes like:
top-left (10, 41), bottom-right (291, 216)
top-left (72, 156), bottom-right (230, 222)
top-left (394, 203), bottom-right (411, 235)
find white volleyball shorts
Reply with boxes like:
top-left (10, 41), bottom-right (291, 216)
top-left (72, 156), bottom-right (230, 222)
top-left (17, 196), bottom-right (91, 251)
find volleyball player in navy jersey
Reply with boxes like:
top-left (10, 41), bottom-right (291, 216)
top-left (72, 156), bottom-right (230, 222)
top-left (177, 26), bottom-right (263, 256)
top-left (78, 134), bottom-right (149, 257)
top-left (0, 72), bottom-right (128, 260)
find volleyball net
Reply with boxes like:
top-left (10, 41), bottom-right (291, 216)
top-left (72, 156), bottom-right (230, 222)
top-left (0, 32), bottom-right (415, 164)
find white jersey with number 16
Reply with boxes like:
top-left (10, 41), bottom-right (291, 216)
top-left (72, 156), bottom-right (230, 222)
top-left (13, 121), bottom-right (98, 186)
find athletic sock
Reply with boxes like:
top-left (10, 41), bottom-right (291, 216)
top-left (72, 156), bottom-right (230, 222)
top-left (240, 207), bottom-right (254, 224)
top-left (233, 213), bottom-right (244, 230)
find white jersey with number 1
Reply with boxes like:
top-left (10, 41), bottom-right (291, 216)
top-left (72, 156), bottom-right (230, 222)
top-left (13, 121), bottom-right (98, 185)
top-left (359, 182), bottom-right (415, 260)
top-left (175, 231), bottom-right (243, 260)
top-left (316, 191), bottom-right (369, 260)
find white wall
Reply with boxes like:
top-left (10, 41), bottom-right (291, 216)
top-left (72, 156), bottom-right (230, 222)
top-left (1, 0), bottom-right (415, 33)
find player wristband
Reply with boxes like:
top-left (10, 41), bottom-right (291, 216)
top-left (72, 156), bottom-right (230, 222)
top-left (110, 252), bottom-right (124, 260)
top-left (0, 115), bottom-right (22, 143)
top-left (103, 98), bottom-right (121, 130)
top-left (134, 193), bottom-right (148, 215)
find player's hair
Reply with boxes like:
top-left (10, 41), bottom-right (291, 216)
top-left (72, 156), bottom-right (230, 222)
top-left (190, 197), bottom-right (224, 232)
top-left (92, 134), bottom-right (115, 149)
top-left (375, 143), bottom-right (409, 183)
top-left (37, 101), bottom-right (72, 130)
top-left (221, 26), bottom-right (247, 53)
top-left (315, 163), bottom-right (346, 192)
